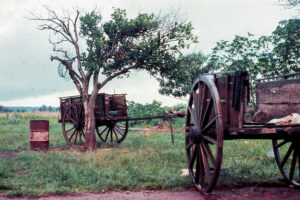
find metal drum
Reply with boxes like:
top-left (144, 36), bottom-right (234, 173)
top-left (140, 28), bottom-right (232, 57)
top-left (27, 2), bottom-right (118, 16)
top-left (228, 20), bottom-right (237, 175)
top-left (30, 120), bottom-right (49, 150)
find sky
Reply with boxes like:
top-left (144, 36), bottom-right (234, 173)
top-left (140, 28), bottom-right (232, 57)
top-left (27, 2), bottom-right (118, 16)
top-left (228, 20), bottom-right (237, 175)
top-left (0, 0), bottom-right (297, 107)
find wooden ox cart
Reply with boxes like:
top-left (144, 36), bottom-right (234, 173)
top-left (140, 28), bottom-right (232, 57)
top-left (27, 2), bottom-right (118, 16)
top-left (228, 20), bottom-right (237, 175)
top-left (185, 71), bottom-right (300, 192)
top-left (58, 93), bottom-right (184, 145)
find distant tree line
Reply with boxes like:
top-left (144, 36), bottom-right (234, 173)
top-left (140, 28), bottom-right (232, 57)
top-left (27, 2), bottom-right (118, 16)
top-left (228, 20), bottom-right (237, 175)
top-left (38, 105), bottom-right (59, 112)
top-left (0, 105), bottom-right (12, 113)
top-left (0, 105), bottom-right (59, 113)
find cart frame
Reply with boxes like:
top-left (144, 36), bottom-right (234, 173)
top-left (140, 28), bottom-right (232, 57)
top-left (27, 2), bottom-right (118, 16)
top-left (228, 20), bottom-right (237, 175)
top-left (185, 71), bottom-right (300, 192)
top-left (58, 93), bottom-right (184, 145)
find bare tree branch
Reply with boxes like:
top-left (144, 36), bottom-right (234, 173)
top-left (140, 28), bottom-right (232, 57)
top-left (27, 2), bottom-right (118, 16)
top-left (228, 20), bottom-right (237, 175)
top-left (30, 7), bottom-right (87, 80)
top-left (72, 10), bottom-right (80, 42)
top-left (50, 56), bottom-right (82, 82)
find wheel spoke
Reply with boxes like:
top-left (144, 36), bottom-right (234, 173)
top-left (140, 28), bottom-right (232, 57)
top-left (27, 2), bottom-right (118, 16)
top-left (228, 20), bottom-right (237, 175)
top-left (200, 143), bottom-right (211, 181)
top-left (193, 90), bottom-right (200, 125)
top-left (75, 105), bottom-right (79, 121)
top-left (74, 131), bottom-right (78, 144)
top-left (113, 128), bottom-right (120, 143)
top-left (188, 106), bottom-right (198, 128)
top-left (189, 144), bottom-right (198, 169)
top-left (202, 115), bottom-right (217, 134)
top-left (65, 126), bottom-right (75, 134)
top-left (117, 124), bottom-right (126, 128)
top-left (80, 130), bottom-right (85, 139)
top-left (104, 129), bottom-right (110, 142)
top-left (110, 128), bottom-right (113, 142)
top-left (99, 126), bottom-right (108, 136)
top-left (199, 84), bottom-right (206, 125)
top-left (289, 149), bottom-right (297, 180)
top-left (65, 112), bottom-right (75, 123)
top-left (69, 129), bottom-right (77, 141)
top-left (115, 125), bottom-right (124, 136)
top-left (79, 130), bottom-right (82, 145)
top-left (203, 135), bottom-right (217, 145)
top-left (201, 97), bottom-right (213, 128)
top-left (199, 147), bottom-right (205, 186)
top-left (280, 143), bottom-right (294, 168)
top-left (202, 142), bottom-right (216, 167)
top-left (195, 145), bottom-right (201, 184)
top-left (186, 142), bottom-right (194, 150)
top-left (276, 140), bottom-right (288, 149)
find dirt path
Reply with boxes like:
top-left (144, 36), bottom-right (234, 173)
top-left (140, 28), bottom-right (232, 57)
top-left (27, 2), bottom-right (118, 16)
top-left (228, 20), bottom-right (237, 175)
top-left (1, 187), bottom-right (300, 200)
top-left (0, 151), bottom-right (19, 158)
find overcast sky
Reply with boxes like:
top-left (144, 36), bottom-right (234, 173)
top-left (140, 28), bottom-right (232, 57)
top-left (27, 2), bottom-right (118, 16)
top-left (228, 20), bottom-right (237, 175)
top-left (0, 0), bottom-right (297, 107)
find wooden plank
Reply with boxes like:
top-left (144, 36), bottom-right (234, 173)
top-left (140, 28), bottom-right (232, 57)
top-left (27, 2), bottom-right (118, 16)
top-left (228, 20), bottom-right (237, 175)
top-left (256, 103), bottom-right (299, 122)
top-left (255, 78), bottom-right (300, 123)
top-left (216, 75), bottom-right (245, 128)
top-left (224, 126), bottom-right (300, 140)
top-left (256, 79), bottom-right (300, 104)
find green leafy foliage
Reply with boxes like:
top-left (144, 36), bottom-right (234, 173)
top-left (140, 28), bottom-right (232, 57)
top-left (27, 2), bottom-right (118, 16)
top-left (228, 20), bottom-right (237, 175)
top-left (127, 100), bottom-right (164, 127)
top-left (8, 117), bottom-right (20, 125)
top-left (207, 19), bottom-right (300, 81)
top-left (272, 19), bottom-right (300, 73)
top-left (79, 9), bottom-right (197, 78)
top-left (127, 100), bottom-right (186, 128)
top-left (158, 52), bottom-right (212, 97)
top-left (158, 19), bottom-right (300, 104)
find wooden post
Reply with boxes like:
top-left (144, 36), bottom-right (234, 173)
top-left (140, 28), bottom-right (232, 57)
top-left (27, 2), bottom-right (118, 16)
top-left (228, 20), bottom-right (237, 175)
top-left (169, 118), bottom-right (174, 145)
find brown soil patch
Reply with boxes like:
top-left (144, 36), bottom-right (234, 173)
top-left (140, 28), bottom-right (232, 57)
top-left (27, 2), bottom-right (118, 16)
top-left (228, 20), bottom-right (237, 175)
top-left (1, 187), bottom-right (300, 200)
top-left (0, 150), bottom-right (25, 159)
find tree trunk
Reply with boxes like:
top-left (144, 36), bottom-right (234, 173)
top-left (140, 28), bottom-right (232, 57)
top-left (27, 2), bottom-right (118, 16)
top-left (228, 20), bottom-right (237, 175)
top-left (83, 99), bottom-right (96, 150)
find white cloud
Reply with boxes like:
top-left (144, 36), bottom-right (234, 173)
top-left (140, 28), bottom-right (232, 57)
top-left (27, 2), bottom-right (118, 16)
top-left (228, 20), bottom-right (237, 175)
top-left (0, 0), bottom-right (294, 106)
top-left (0, 71), bottom-right (186, 107)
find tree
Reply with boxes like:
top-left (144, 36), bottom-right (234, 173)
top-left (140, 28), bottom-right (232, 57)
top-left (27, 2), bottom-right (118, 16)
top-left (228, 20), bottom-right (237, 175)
top-left (31, 7), bottom-right (197, 149)
top-left (158, 19), bottom-right (300, 108)
top-left (272, 19), bottom-right (300, 73)
top-left (39, 105), bottom-right (48, 112)
top-left (158, 52), bottom-right (211, 97)
top-left (280, 0), bottom-right (300, 8)
top-left (48, 106), bottom-right (53, 112)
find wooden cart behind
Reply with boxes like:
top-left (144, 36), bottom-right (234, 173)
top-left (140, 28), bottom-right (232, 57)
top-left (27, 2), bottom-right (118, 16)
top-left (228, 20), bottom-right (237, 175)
top-left (59, 93), bottom-right (184, 145)
top-left (185, 71), bottom-right (300, 192)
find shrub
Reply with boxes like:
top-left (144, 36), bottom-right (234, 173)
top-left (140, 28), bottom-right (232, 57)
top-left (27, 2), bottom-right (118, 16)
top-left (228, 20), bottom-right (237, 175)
top-left (8, 117), bottom-right (20, 125)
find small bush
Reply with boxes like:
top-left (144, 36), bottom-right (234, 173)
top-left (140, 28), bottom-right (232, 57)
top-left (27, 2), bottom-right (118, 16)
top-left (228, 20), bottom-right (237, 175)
top-left (8, 117), bottom-right (20, 125)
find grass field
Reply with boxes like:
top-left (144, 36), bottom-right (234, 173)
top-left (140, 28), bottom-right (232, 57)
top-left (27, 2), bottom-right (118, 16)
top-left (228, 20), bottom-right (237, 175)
top-left (0, 114), bottom-right (285, 197)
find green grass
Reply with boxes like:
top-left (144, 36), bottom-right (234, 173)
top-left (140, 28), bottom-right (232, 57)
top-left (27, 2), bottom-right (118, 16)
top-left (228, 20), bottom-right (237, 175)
top-left (0, 116), bottom-right (285, 197)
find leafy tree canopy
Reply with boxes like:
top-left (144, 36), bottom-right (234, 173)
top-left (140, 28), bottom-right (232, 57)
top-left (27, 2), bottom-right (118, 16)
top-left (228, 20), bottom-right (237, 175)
top-left (272, 19), bottom-right (300, 73)
top-left (77, 9), bottom-right (198, 86)
top-left (158, 52), bottom-right (212, 97)
top-left (160, 19), bottom-right (300, 101)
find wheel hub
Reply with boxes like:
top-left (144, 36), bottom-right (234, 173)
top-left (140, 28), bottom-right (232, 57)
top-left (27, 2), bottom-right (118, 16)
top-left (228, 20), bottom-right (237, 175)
top-left (189, 126), bottom-right (203, 143)
top-left (74, 121), bottom-right (82, 129)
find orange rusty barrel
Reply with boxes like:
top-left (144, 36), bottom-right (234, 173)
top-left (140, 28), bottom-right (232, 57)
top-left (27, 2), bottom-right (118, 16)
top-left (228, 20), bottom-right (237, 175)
top-left (30, 120), bottom-right (49, 150)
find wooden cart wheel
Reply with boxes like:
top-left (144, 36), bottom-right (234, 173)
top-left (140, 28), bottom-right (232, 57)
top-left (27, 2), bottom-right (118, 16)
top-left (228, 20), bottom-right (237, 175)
top-left (185, 75), bottom-right (224, 192)
top-left (272, 138), bottom-right (300, 187)
top-left (96, 120), bottom-right (129, 143)
top-left (62, 102), bottom-right (85, 145)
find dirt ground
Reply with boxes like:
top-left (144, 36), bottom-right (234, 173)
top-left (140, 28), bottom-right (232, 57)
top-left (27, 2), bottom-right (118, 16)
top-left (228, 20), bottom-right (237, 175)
top-left (1, 187), bottom-right (300, 200)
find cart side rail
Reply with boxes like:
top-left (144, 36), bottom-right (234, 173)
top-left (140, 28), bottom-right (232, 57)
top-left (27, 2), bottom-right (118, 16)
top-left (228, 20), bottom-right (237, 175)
top-left (254, 74), bottom-right (300, 122)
